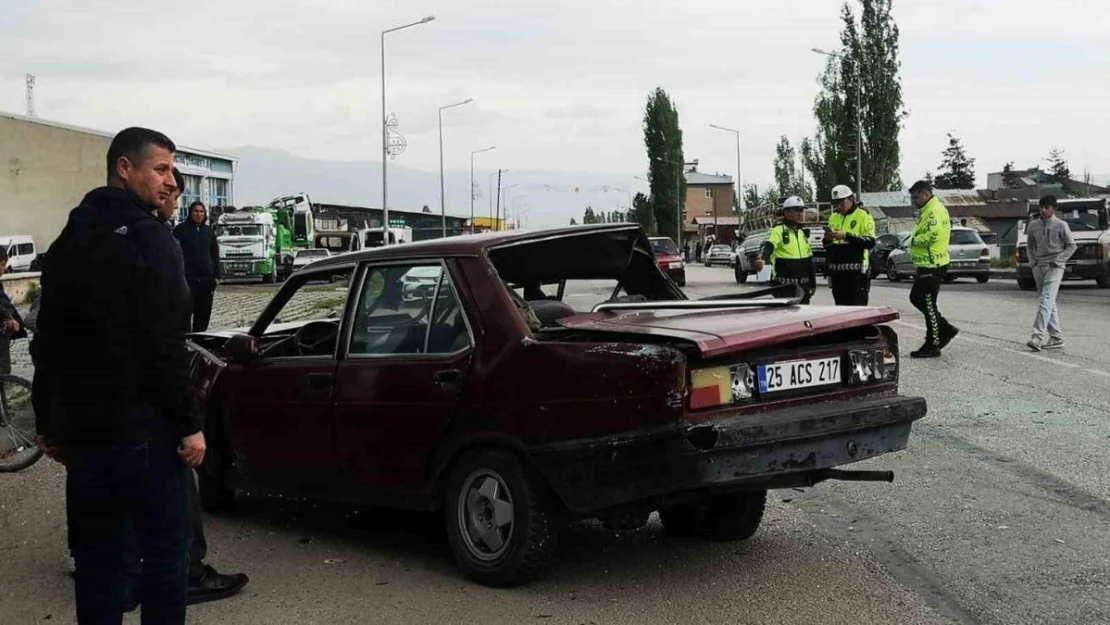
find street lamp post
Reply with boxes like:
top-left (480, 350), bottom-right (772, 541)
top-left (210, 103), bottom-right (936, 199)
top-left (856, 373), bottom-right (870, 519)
top-left (708, 123), bottom-right (743, 243)
top-left (439, 98), bottom-right (474, 238)
top-left (497, 183), bottom-right (518, 231)
top-left (813, 47), bottom-right (862, 198)
top-left (655, 157), bottom-right (683, 249)
top-left (470, 146), bottom-right (496, 233)
top-left (489, 170), bottom-right (509, 224)
top-left (382, 15), bottom-right (435, 245)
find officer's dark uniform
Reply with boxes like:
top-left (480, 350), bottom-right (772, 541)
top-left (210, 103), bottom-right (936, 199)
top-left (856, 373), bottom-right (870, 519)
top-left (760, 222), bottom-right (817, 304)
top-left (825, 206), bottom-right (876, 305)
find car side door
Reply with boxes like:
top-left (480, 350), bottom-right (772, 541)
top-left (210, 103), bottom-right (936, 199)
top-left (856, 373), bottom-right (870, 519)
top-left (332, 260), bottom-right (475, 493)
top-left (217, 264), bottom-right (355, 488)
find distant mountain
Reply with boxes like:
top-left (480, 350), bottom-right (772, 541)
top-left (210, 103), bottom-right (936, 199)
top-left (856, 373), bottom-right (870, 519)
top-left (225, 146), bottom-right (646, 228)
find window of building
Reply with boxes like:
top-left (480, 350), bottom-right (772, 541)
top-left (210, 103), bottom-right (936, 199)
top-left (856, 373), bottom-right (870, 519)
top-left (704, 187), bottom-right (713, 199)
top-left (208, 178), bottom-right (229, 208)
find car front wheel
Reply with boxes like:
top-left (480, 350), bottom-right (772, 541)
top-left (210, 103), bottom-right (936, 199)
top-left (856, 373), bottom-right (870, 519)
top-left (659, 490), bottom-right (767, 541)
top-left (1018, 277), bottom-right (1036, 291)
top-left (887, 260), bottom-right (901, 282)
top-left (444, 449), bottom-right (560, 587)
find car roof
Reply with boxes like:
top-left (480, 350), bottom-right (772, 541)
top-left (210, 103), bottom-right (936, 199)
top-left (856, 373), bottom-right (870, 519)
top-left (309, 223), bottom-right (644, 270)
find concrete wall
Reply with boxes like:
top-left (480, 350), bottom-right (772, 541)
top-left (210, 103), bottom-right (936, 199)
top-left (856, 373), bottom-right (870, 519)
top-left (684, 184), bottom-right (735, 228)
top-left (1, 116), bottom-right (110, 248)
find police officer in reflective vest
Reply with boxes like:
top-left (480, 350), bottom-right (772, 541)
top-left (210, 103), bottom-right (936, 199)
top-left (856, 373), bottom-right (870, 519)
top-left (824, 184), bottom-right (876, 305)
top-left (755, 196), bottom-right (816, 304)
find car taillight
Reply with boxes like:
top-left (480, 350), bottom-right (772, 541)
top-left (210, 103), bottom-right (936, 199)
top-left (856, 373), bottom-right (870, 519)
top-left (1016, 247), bottom-right (1026, 262)
top-left (848, 348), bottom-right (897, 385)
top-left (689, 364), bottom-right (752, 409)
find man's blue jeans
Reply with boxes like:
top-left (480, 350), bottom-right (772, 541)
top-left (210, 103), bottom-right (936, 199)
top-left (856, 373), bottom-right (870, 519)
top-left (66, 428), bottom-right (189, 625)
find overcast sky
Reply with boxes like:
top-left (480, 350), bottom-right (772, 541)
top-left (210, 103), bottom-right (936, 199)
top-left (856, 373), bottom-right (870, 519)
top-left (3, 0), bottom-right (1109, 201)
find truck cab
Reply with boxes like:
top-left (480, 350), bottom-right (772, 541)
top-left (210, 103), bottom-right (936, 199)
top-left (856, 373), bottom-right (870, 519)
top-left (216, 210), bottom-right (279, 283)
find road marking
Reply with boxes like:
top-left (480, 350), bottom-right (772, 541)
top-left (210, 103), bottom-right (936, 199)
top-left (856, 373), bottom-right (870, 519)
top-left (890, 319), bottom-right (1097, 371)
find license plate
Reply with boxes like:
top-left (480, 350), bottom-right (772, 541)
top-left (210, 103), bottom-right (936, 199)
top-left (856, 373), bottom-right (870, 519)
top-left (758, 357), bottom-right (841, 394)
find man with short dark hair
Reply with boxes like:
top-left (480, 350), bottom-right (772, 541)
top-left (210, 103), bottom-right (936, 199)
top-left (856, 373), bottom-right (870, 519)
top-left (907, 180), bottom-right (959, 358)
top-left (173, 201), bottom-right (220, 332)
top-left (34, 126), bottom-right (205, 624)
top-left (1025, 195), bottom-right (1076, 351)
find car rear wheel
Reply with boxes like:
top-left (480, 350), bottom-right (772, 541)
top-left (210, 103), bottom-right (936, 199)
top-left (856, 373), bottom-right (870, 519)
top-left (887, 260), bottom-right (901, 282)
top-left (1097, 275), bottom-right (1109, 288)
top-left (444, 449), bottom-right (560, 587)
top-left (677, 276), bottom-right (686, 287)
top-left (1018, 277), bottom-right (1036, 291)
top-left (659, 490), bottom-right (767, 541)
top-left (977, 275), bottom-right (990, 284)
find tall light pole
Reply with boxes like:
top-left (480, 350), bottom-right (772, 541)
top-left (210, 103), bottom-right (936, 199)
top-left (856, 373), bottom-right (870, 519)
top-left (813, 47), bottom-right (862, 198)
top-left (489, 170), bottom-right (509, 223)
top-left (498, 183), bottom-right (518, 231)
top-left (382, 15), bottom-right (435, 245)
top-left (709, 124), bottom-right (742, 243)
top-left (439, 97), bottom-right (473, 238)
top-left (656, 157), bottom-right (683, 249)
top-left (470, 146), bottom-right (496, 233)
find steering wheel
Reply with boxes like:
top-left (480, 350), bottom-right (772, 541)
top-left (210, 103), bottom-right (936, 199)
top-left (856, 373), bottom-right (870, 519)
top-left (293, 320), bottom-right (340, 356)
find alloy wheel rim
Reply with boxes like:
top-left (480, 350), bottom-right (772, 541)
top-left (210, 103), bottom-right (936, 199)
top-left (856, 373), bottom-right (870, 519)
top-left (456, 469), bottom-right (515, 562)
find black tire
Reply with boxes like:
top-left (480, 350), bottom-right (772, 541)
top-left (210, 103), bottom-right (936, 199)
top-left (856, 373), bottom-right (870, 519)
top-left (696, 490), bottom-right (767, 541)
top-left (734, 265), bottom-right (748, 284)
top-left (659, 490), bottom-right (767, 542)
top-left (658, 504), bottom-right (701, 537)
top-left (0, 375), bottom-right (42, 473)
top-left (1018, 277), bottom-right (1036, 291)
top-left (262, 263), bottom-right (276, 284)
top-left (887, 260), bottom-right (901, 282)
top-left (1097, 275), bottom-right (1109, 289)
top-left (976, 275), bottom-right (990, 284)
top-left (943, 275), bottom-right (956, 283)
top-left (677, 277), bottom-right (686, 287)
top-left (444, 449), bottom-right (560, 587)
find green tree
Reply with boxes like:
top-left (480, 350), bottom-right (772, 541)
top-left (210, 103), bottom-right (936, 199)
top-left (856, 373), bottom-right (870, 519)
top-left (804, 0), bottom-right (906, 197)
top-left (631, 192), bottom-right (655, 234)
top-left (643, 87), bottom-right (686, 241)
top-left (1001, 161), bottom-right (1020, 188)
top-left (569, 217), bottom-right (578, 225)
top-left (1046, 148), bottom-right (1070, 185)
top-left (742, 184), bottom-right (762, 209)
top-left (773, 136), bottom-right (814, 201)
top-left (934, 133), bottom-right (976, 189)
top-left (583, 207), bottom-right (597, 224)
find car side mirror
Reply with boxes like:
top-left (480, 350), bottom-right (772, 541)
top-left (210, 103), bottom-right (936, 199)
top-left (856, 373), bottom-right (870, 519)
top-left (225, 332), bottom-right (260, 364)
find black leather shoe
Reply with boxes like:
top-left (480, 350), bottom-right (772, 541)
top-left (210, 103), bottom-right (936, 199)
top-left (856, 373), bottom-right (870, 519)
top-left (938, 326), bottom-right (960, 350)
top-left (910, 346), bottom-right (942, 359)
top-left (187, 564), bottom-right (249, 605)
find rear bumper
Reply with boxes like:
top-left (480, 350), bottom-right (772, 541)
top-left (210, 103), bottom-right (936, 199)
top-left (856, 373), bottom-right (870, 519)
top-left (664, 267), bottom-right (686, 283)
top-left (528, 394), bottom-right (927, 514)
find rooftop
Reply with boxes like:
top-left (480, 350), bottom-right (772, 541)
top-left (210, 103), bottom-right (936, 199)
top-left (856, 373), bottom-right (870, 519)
top-left (1, 110), bottom-right (237, 162)
top-left (685, 171), bottom-right (734, 185)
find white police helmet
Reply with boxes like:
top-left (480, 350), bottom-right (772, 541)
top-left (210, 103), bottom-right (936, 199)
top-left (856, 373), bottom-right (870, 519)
top-left (831, 185), bottom-right (854, 201)
top-left (781, 196), bottom-right (805, 210)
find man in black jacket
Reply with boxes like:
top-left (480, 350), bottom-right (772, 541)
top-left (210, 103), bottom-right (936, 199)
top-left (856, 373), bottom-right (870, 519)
top-left (173, 201), bottom-right (220, 332)
top-left (33, 127), bottom-right (205, 625)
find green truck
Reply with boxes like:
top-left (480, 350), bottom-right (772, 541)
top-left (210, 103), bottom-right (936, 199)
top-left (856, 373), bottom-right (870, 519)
top-left (216, 197), bottom-right (317, 283)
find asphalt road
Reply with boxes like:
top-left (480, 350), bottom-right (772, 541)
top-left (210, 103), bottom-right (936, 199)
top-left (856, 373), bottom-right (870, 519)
top-left (2, 266), bottom-right (1107, 624)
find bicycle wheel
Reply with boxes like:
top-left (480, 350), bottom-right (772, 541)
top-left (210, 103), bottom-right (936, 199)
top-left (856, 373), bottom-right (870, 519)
top-left (0, 375), bottom-right (42, 472)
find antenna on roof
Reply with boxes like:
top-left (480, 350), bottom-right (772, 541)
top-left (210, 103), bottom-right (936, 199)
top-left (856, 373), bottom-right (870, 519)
top-left (25, 74), bottom-right (36, 117)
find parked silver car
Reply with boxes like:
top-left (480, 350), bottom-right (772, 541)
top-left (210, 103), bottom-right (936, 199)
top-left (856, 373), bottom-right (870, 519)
top-left (886, 226), bottom-right (991, 284)
top-left (703, 244), bottom-right (733, 267)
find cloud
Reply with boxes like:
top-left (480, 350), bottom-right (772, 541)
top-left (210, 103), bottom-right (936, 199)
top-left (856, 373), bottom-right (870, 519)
top-left (1, 0), bottom-right (1108, 202)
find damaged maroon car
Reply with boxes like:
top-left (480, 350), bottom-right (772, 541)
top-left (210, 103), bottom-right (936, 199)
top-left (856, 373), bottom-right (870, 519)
top-left (187, 224), bottom-right (927, 587)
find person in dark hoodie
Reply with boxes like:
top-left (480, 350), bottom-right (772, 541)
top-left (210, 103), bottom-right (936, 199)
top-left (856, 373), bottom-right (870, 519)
top-left (173, 201), bottom-right (220, 332)
top-left (33, 126), bottom-right (204, 625)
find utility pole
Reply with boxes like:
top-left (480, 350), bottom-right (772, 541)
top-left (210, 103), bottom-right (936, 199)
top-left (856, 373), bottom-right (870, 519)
top-left (25, 74), bottom-right (36, 117)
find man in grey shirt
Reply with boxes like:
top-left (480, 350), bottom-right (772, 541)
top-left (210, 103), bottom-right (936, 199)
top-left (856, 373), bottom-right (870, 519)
top-left (1025, 195), bottom-right (1076, 351)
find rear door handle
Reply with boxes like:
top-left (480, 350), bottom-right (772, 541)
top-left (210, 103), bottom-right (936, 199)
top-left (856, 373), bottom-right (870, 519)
top-left (305, 372), bottom-right (333, 393)
top-left (434, 369), bottom-right (461, 389)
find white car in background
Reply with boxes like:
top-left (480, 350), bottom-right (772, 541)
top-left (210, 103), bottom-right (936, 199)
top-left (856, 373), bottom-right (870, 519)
top-left (292, 248), bottom-right (331, 272)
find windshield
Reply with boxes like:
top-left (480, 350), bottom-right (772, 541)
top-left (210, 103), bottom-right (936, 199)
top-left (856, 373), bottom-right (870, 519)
top-left (710, 245), bottom-right (730, 252)
top-left (649, 238), bottom-right (679, 256)
top-left (1060, 212), bottom-right (1099, 231)
top-left (949, 230), bottom-right (984, 245)
top-left (218, 225), bottom-right (263, 237)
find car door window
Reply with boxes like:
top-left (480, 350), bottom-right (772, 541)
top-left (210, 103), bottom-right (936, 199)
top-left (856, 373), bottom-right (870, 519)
top-left (350, 263), bottom-right (471, 356)
top-left (262, 266), bottom-right (354, 358)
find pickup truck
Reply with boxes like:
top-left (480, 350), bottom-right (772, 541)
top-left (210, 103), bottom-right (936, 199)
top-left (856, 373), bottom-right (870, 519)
top-left (186, 224), bottom-right (927, 587)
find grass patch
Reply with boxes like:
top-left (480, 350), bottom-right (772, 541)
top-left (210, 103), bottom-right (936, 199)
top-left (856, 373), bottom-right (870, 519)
top-left (990, 257), bottom-right (1016, 269)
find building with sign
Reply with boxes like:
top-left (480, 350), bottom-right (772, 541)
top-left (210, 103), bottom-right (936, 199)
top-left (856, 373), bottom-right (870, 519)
top-left (0, 110), bottom-right (236, 248)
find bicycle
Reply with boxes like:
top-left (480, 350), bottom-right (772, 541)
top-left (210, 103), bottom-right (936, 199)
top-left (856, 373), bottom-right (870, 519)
top-left (0, 374), bottom-right (41, 472)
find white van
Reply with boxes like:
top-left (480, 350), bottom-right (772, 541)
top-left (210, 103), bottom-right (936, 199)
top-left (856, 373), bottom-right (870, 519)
top-left (0, 235), bottom-right (37, 273)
